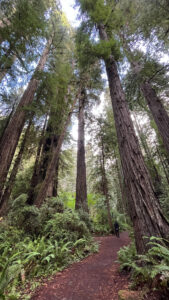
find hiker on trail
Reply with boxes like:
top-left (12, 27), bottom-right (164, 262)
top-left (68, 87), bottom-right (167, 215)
top-left (114, 221), bottom-right (119, 237)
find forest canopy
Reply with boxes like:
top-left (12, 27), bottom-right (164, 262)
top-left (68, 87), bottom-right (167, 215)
top-left (0, 0), bottom-right (169, 298)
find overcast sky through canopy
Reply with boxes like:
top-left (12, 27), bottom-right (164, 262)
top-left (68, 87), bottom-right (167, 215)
top-left (61, 0), bottom-right (79, 26)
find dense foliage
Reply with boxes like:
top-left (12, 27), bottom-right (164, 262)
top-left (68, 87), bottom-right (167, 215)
top-left (0, 195), bottom-right (98, 299)
top-left (0, 0), bottom-right (169, 298)
top-left (118, 237), bottom-right (169, 294)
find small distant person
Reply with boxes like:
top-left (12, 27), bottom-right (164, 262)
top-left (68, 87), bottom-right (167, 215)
top-left (114, 221), bottom-right (119, 237)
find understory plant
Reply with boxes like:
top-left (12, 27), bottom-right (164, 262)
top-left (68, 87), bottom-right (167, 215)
top-left (92, 206), bottom-right (128, 235)
top-left (0, 195), bottom-right (98, 299)
top-left (117, 237), bottom-right (169, 291)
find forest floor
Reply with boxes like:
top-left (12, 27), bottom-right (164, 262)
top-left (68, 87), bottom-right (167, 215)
top-left (30, 232), bottom-right (130, 300)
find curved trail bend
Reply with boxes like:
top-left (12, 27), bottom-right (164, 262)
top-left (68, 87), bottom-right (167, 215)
top-left (31, 232), bottom-right (130, 300)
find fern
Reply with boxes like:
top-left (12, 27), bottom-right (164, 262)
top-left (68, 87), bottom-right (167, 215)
top-left (118, 236), bottom-right (169, 289)
top-left (74, 238), bottom-right (87, 247)
top-left (0, 199), bottom-right (97, 295)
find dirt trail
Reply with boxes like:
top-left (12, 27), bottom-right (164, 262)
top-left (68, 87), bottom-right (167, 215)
top-left (31, 232), bottom-right (130, 300)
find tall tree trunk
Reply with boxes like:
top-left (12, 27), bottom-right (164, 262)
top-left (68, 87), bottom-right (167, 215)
top-left (140, 82), bottom-right (169, 154)
top-left (0, 38), bottom-right (52, 198)
top-left (0, 117), bottom-right (33, 216)
top-left (100, 139), bottom-right (112, 229)
top-left (44, 135), bottom-right (60, 198)
top-left (27, 117), bottom-right (60, 205)
top-left (120, 33), bottom-right (169, 155)
top-left (27, 116), bottom-right (48, 205)
top-left (114, 157), bottom-right (127, 215)
top-left (156, 144), bottom-right (169, 185)
top-left (53, 160), bottom-right (59, 197)
top-left (0, 104), bottom-right (15, 143)
top-left (34, 96), bottom-right (78, 207)
top-left (133, 114), bottom-right (162, 194)
top-left (99, 24), bottom-right (169, 254)
top-left (75, 89), bottom-right (88, 213)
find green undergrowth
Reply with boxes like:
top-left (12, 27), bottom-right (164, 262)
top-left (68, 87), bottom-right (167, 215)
top-left (0, 194), bottom-right (99, 299)
top-left (57, 192), bottom-right (98, 211)
top-left (92, 204), bottom-right (129, 235)
top-left (117, 236), bottom-right (169, 293)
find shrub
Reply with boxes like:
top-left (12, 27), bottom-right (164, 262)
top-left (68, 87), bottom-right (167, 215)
top-left (92, 223), bottom-right (110, 235)
top-left (43, 210), bottom-right (90, 242)
top-left (8, 194), bottom-right (41, 235)
top-left (12, 165), bottom-right (33, 199)
top-left (0, 206), bottom-right (97, 297)
top-left (117, 242), bottom-right (137, 271)
top-left (117, 237), bottom-right (169, 291)
top-left (77, 209), bottom-right (93, 232)
top-left (39, 197), bottom-right (64, 224)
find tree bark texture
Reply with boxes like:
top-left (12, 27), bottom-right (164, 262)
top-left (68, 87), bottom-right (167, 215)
top-left (27, 116), bottom-right (48, 205)
top-left (156, 144), bottom-right (169, 185)
top-left (75, 89), bottom-right (88, 213)
top-left (100, 139), bottom-right (112, 229)
top-left (0, 105), bottom-right (15, 143)
top-left (115, 157), bottom-right (127, 215)
top-left (53, 160), bottom-right (59, 197)
top-left (0, 38), bottom-right (52, 197)
top-left (28, 118), bottom-right (60, 205)
top-left (140, 81), bottom-right (169, 155)
top-left (120, 33), bottom-right (169, 155)
top-left (134, 114), bottom-right (162, 194)
top-left (44, 134), bottom-right (60, 198)
top-left (0, 117), bottom-right (33, 215)
top-left (99, 24), bottom-right (169, 254)
top-left (35, 118), bottom-right (60, 199)
top-left (34, 96), bottom-right (78, 207)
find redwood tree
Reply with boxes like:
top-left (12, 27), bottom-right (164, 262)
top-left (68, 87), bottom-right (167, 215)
top-left (0, 37), bottom-right (52, 198)
top-left (77, 0), bottom-right (169, 253)
top-left (99, 23), bottom-right (169, 253)
top-left (0, 117), bottom-right (33, 215)
top-left (75, 28), bottom-right (103, 213)
top-left (34, 96), bottom-right (78, 207)
top-left (31, 121), bottom-right (60, 202)
top-left (120, 34), bottom-right (169, 155)
top-left (75, 88), bottom-right (88, 212)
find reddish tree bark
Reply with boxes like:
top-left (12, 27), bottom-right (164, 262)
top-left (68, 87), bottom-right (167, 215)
top-left (100, 139), bottom-right (112, 229)
top-left (120, 33), bottom-right (169, 155)
top-left (27, 116), bottom-right (48, 205)
top-left (34, 96), bottom-right (78, 207)
top-left (156, 144), bottom-right (169, 185)
top-left (0, 38), bottom-right (52, 198)
top-left (114, 157), bottom-right (127, 215)
top-left (133, 114), bottom-right (162, 194)
top-left (99, 24), bottom-right (169, 254)
top-left (53, 160), bottom-right (59, 197)
top-left (140, 81), bottom-right (169, 154)
top-left (41, 134), bottom-right (60, 198)
top-left (75, 89), bottom-right (88, 212)
top-left (0, 117), bottom-right (33, 215)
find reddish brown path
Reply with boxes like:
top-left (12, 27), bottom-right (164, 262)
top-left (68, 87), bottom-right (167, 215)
top-left (31, 232), bottom-right (130, 300)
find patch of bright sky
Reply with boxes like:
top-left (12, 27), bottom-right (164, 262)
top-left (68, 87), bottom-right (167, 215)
top-left (60, 0), bottom-right (80, 27)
